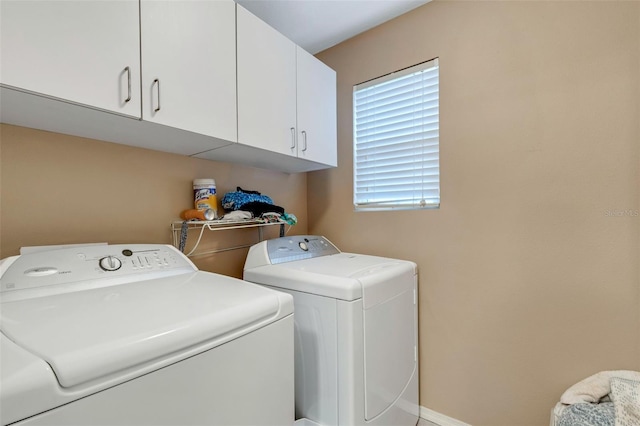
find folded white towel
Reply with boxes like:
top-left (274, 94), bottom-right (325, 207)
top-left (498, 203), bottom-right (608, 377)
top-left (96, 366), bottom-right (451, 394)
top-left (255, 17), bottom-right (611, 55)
top-left (561, 371), bottom-right (640, 404)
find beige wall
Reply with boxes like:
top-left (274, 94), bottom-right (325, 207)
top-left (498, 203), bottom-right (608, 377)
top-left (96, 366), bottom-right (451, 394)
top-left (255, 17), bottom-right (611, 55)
top-left (0, 124), bottom-right (307, 277)
top-left (311, 1), bottom-right (640, 425)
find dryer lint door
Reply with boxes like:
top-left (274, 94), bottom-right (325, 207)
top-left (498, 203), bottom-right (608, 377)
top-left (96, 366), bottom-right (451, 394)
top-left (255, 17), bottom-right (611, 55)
top-left (358, 262), bottom-right (417, 421)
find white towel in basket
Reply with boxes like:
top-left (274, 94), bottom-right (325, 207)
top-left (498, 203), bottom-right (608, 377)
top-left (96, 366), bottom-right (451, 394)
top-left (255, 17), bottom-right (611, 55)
top-left (561, 370), bottom-right (640, 404)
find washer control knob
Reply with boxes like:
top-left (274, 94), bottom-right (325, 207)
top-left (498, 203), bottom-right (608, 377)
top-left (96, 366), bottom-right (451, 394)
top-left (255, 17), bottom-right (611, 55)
top-left (299, 242), bottom-right (308, 251)
top-left (99, 256), bottom-right (122, 272)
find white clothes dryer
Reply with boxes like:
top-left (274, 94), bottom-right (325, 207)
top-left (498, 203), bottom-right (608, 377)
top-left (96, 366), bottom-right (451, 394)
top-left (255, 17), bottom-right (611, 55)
top-left (244, 236), bottom-right (419, 426)
top-left (0, 243), bottom-right (294, 426)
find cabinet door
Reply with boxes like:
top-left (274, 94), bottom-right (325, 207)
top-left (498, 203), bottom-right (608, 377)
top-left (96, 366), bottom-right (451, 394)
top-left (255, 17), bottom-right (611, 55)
top-left (296, 47), bottom-right (337, 167)
top-left (0, 0), bottom-right (141, 117)
top-left (140, 0), bottom-right (236, 142)
top-left (237, 5), bottom-right (297, 157)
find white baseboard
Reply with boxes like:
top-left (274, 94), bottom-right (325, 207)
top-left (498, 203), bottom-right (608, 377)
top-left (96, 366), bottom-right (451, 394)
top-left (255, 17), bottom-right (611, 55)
top-left (420, 406), bottom-right (472, 426)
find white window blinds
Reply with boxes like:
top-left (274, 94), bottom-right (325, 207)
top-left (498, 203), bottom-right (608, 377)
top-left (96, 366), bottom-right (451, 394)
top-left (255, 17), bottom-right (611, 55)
top-left (353, 58), bottom-right (439, 211)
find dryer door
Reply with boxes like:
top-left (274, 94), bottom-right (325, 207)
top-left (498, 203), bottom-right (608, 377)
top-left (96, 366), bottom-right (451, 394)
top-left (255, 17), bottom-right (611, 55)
top-left (360, 265), bottom-right (417, 420)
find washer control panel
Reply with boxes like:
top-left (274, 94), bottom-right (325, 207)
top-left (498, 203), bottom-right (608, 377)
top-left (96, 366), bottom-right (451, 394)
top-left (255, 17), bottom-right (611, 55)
top-left (266, 236), bottom-right (340, 264)
top-left (0, 244), bottom-right (195, 294)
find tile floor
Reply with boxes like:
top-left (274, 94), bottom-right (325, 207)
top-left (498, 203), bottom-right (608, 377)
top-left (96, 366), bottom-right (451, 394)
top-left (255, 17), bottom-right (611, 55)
top-left (418, 419), bottom-right (438, 426)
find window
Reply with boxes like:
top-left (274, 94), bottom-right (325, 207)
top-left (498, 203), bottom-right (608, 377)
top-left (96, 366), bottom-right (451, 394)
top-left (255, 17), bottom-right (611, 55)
top-left (353, 58), bottom-right (439, 211)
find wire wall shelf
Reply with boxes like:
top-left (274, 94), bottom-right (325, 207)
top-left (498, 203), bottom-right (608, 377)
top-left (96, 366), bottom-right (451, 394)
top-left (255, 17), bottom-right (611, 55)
top-left (171, 219), bottom-right (287, 257)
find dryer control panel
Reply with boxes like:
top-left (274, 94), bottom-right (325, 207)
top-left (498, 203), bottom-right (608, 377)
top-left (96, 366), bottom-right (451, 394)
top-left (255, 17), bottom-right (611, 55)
top-left (0, 244), bottom-right (196, 298)
top-left (266, 235), bottom-right (340, 264)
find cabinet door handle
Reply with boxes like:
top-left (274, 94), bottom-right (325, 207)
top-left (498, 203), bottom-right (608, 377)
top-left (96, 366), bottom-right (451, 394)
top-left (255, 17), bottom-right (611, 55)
top-left (153, 78), bottom-right (161, 112)
top-left (124, 66), bottom-right (132, 103)
top-left (301, 130), bottom-right (308, 152)
top-left (290, 127), bottom-right (296, 150)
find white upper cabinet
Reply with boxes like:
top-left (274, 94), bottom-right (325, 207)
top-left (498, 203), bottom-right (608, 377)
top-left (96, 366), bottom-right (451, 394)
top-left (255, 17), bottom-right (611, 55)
top-left (1, 1), bottom-right (335, 172)
top-left (296, 46), bottom-right (337, 167)
top-left (0, 0), bottom-right (141, 117)
top-left (140, 0), bottom-right (237, 142)
top-left (236, 5), bottom-right (297, 157)
top-left (235, 5), bottom-right (336, 169)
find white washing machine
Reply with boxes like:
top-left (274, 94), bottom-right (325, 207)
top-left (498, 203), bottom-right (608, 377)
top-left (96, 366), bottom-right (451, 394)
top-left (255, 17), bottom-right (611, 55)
top-left (243, 235), bottom-right (419, 426)
top-left (0, 243), bottom-right (294, 426)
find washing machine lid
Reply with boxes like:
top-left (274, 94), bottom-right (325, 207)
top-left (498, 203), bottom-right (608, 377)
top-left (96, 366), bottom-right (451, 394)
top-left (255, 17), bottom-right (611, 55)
top-left (244, 252), bottom-right (416, 304)
top-left (0, 332), bottom-right (60, 425)
top-left (0, 271), bottom-right (288, 389)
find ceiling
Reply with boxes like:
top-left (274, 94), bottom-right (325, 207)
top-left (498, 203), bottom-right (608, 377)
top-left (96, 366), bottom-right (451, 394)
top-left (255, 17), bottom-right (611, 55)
top-left (234, 0), bottom-right (431, 54)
